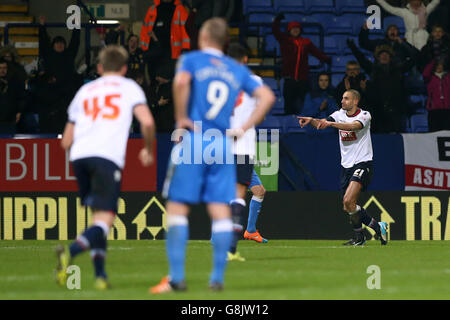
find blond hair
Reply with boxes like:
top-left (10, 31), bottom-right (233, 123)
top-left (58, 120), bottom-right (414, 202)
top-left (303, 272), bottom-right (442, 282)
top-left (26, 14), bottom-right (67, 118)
top-left (98, 45), bottom-right (129, 72)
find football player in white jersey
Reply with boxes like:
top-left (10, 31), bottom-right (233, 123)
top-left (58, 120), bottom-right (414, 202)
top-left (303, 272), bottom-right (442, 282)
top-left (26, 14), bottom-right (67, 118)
top-left (298, 89), bottom-right (388, 246)
top-left (56, 45), bottom-right (156, 289)
top-left (226, 43), bottom-right (269, 262)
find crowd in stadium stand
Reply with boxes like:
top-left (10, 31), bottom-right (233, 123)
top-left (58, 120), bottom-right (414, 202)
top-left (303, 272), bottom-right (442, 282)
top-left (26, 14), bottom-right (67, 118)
top-left (0, 0), bottom-right (448, 135)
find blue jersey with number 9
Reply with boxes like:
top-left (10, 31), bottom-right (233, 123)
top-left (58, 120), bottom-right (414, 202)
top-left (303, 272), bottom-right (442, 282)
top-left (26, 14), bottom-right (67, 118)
top-left (176, 48), bottom-right (262, 133)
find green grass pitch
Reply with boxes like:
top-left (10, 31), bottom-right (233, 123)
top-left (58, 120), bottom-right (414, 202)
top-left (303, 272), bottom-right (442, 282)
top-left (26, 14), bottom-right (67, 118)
top-left (1, 240), bottom-right (450, 300)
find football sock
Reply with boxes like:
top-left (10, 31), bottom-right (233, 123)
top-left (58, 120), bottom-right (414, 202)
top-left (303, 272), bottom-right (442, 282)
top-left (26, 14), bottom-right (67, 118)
top-left (349, 206), bottom-right (363, 233)
top-left (229, 199), bottom-right (246, 254)
top-left (69, 223), bottom-right (105, 258)
top-left (247, 195), bottom-right (263, 233)
top-left (210, 218), bottom-right (233, 284)
top-left (90, 221), bottom-right (109, 279)
top-left (166, 214), bottom-right (189, 284)
top-left (359, 207), bottom-right (381, 234)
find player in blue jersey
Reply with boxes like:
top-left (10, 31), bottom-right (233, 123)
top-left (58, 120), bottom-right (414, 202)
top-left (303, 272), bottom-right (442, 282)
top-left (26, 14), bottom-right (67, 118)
top-left (150, 18), bottom-right (275, 293)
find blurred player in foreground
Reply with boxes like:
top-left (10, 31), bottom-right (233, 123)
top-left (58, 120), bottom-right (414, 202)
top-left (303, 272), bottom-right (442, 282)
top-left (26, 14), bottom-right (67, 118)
top-left (298, 89), bottom-right (388, 246)
top-left (226, 43), bottom-right (269, 263)
top-left (151, 18), bottom-right (275, 293)
top-left (57, 45), bottom-right (155, 289)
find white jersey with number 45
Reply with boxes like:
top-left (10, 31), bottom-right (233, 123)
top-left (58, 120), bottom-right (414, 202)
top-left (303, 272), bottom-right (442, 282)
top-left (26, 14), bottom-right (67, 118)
top-left (328, 108), bottom-right (373, 168)
top-left (230, 75), bottom-right (263, 158)
top-left (68, 75), bottom-right (147, 168)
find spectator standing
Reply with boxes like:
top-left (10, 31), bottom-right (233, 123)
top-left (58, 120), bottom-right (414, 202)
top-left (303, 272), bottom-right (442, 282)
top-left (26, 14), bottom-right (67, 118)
top-left (37, 16), bottom-right (81, 133)
top-left (358, 22), bottom-right (419, 63)
top-left (148, 61), bottom-right (176, 133)
top-left (0, 59), bottom-right (26, 134)
top-left (140, 0), bottom-right (190, 80)
top-left (418, 24), bottom-right (450, 72)
top-left (348, 40), bottom-right (415, 133)
top-left (105, 30), bottom-right (147, 81)
top-left (272, 13), bottom-right (331, 115)
top-left (422, 58), bottom-right (450, 131)
top-left (376, 0), bottom-right (441, 51)
top-left (0, 45), bottom-right (27, 86)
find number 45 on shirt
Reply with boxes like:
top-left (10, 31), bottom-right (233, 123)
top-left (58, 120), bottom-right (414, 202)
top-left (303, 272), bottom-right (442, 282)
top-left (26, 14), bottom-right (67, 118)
top-left (84, 94), bottom-right (121, 121)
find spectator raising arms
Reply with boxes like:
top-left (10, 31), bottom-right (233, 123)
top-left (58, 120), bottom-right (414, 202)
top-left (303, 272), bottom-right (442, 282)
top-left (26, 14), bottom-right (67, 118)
top-left (418, 24), bottom-right (450, 72)
top-left (422, 58), bottom-right (450, 131)
top-left (358, 22), bottom-right (419, 64)
top-left (272, 13), bottom-right (331, 115)
top-left (37, 15), bottom-right (81, 133)
top-left (347, 40), bottom-right (415, 133)
top-left (376, 0), bottom-right (441, 50)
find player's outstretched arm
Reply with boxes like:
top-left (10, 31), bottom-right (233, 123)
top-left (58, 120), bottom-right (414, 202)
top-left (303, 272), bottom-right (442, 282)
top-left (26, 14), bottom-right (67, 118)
top-left (134, 104), bottom-right (156, 166)
top-left (61, 122), bottom-right (74, 150)
top-left (241, 85), bottom-right (275, 132)
top-left (328, 120), bottom-right (363, 131)
top-left (297, 116), bottom-right (329, 129)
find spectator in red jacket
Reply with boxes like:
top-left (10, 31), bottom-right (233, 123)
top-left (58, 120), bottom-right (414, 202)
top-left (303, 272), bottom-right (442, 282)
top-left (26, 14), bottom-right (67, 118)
top-left (422, 58), bottom-right (450, 131)
top-left (273, 13), bottom-right (331, 115)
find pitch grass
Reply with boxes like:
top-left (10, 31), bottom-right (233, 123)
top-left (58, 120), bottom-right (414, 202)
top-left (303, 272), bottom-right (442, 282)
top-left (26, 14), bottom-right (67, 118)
top-left (1, 240), bottom-right (450, 300)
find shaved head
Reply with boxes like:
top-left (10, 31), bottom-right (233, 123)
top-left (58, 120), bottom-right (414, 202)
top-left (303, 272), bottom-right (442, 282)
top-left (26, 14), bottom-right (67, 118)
top-left (199, 17), bottom-right (228, 49)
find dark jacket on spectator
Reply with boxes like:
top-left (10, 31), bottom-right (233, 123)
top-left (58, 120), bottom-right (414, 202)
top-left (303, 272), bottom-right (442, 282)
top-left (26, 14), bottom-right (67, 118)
top-left (272, 17), bottom-right (331, 81)
top-left (0, 76), bottom-right (26, 124)
top-left (39, 25), bottom-right (80, 84)
top-left (335, 73), bottom-right (367, 108)
top-left (0, 46), bottom-right (27, 86)
top-left (418, 34), bottom-right (450, 72)
top-left (358, 27), bottom-right (419, 63)
top-left (348, 41), bottom-right (415, 132)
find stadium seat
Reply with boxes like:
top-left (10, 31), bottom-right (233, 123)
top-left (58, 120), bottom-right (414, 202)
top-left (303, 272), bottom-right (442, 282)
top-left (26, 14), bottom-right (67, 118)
top-left (309, 55), bottom-right (322, 68)
top-left (262, 77), bottom-right (279, 93)
top-left (324, 36), bottom-right (339, 54)
top-left (325, 16), bottom-right (354, 34)
top-left (408, 95), bottom-right (427, 113)
top-left (271, 96), bottom-right (285, 115)
top-left (335, 0), bottom-right (367, 15)
top-left (284, 12), bottom-right (304, 24)
top-left (346, 13), bottom-right (368, 33)
top-left (274, 0), bottom-right (307, 13)
top-left (331, 72), bottom-right (345, 87)
top-left (280, 115), bottom-right (306, 134)
top-left (383, 15), bottom-right (406, 34)
top-left (309, 13), bottom-right (334, 25)
top-left (243, 0), bottom-right (274, 14)
top-left (333, 34), bottom-right (358, 54)
top-left (409, 112), bottom-right (428, 133)
top-left (308, 34), bottom-right (321, 48)
top-left (247, 12), bottom-right (274, 24)
top-left (331, 55), bottom-right (355, 72)
top-left (264, 34), bottom-right (280, 57)
top-left (257, 115), bottom-right (282, 130)
top-left (305, 0), bottom-right (335, 14)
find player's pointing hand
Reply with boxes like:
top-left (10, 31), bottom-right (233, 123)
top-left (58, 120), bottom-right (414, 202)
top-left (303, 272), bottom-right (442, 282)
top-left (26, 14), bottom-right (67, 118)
top-left (297, 116), bottom-right (311, 128)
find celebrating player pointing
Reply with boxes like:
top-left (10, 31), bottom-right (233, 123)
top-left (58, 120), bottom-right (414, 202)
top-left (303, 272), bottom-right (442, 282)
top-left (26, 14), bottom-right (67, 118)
top-left (298, 89), bottom-right (388, 246)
